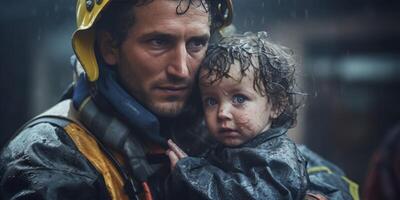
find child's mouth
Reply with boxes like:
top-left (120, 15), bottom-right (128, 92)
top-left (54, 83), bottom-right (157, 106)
top-left (218, 127), bottom-right (239, 136)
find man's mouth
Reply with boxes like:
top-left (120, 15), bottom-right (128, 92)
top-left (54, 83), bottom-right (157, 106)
top-left (155, 85), bottom-right (189, 96)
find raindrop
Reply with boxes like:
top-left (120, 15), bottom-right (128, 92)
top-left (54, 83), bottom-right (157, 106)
top-left (346, 50), bottom-right (351, 57)
top-left (54, 4), bottom-right (59, 12)
top-left (290, 11), bottom-right (297, 19)
top-left (304, 9), bottom-right (309, 20)
top-left (31, 8), bottom-right (38, 16)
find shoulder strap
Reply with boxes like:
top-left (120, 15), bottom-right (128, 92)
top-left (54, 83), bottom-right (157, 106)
top-left (25, 116), bottom-right (71, 129)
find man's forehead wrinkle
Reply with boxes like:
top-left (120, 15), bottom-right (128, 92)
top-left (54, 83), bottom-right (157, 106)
top-left (137, 22), bottom-right (209, 38)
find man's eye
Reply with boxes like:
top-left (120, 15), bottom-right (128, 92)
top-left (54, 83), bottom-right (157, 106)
top-left (232, 94), bottom-right (247, 104)
top-left (187, 38), bottom-right (207, 53)
top-left (148, 38), bottom-right (169, 48)
top-left (204, 97), bottom-right (217, 107)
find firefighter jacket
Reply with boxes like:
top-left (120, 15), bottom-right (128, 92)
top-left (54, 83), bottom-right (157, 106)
top-left (0, 99), bottom-right (360, 200)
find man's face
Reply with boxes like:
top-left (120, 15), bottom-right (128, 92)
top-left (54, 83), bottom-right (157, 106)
top-left (105, 0), bottom-right (210, 117)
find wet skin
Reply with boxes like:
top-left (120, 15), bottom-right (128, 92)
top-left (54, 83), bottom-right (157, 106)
top-left (200, 62), bottom-right (279, 147)
top-left (100, 0), bottom-right (210, 117)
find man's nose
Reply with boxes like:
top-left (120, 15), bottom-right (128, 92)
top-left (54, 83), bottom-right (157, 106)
top-left (167, 44), bottom-right (190, 79)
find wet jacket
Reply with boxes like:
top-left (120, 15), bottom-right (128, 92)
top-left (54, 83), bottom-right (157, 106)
top-left (299, 145), bottom-right (359, 200)
top-left (0, 100), bottom-right (359, 200)
top-left (0, 100), bottom-right (131, 200)
top-left (0, 99), bottom-right (208, 200)
top-left (167, 127), bottom-right (309, 200)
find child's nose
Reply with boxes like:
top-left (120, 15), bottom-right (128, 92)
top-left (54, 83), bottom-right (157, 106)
top-left (217, 104), bottom-right (232, 120)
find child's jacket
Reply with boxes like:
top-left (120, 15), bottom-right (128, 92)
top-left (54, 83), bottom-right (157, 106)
top-left (168, 126), bottom-right (309, 200)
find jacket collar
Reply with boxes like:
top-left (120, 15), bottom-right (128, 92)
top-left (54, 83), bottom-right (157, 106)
top-left (71, 57), bottom-right (168, 148)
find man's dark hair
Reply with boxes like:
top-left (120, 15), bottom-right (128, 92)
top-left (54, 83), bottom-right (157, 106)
top-left (95, 0), bottom-right (230, 47)
top-left (200, 32), bottom-right (302, 128)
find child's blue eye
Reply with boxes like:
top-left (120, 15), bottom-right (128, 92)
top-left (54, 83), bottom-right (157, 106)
top-left (204, 97), bottom-right (217, 106)
top-left (232, 94), bottom-right (247, 104)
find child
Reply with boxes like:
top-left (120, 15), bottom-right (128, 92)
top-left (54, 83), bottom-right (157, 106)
top-left (166, 32), bottom-right (308, 200)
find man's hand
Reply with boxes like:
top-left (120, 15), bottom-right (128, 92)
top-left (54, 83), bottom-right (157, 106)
top-left (166, 139), bottom-right (188, 170)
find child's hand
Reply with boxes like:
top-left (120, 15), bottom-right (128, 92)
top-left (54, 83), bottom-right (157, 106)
top-left (166, 139), bottom-right (187, 170)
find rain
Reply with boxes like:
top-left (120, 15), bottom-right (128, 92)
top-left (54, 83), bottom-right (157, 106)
top-left (1, 0), bottom-right (400, 197)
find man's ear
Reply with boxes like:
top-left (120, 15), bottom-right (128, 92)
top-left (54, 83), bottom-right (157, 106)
top-left (97, 31), bottom-right (118, 65)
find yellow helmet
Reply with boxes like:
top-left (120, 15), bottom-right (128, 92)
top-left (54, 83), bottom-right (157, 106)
top-left (72, 0), bottom-right (233, 82)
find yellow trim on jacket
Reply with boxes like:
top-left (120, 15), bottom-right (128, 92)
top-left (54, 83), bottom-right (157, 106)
top-left (64, 123), bottom-right (129, 200)
top-left (307, 166), bottom-right (359, 200)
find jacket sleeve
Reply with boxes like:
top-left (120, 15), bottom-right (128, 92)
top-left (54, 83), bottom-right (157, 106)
top-left (169, 137), bottom-right (308, 200)
top-left (0, 123), bottom-right (110, 200)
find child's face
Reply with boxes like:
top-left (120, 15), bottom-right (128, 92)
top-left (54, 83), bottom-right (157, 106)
top-left (199, 63), bottom-right (278, 147)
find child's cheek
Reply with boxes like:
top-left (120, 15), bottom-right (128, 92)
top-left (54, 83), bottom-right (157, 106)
top-left (234, 112), bottom-right (258, 136)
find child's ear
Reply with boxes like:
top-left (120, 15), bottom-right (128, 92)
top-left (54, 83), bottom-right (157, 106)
top-left (97, 31), bottom-right (119, 66)
top-left (270, 106), bottom-right (281, 119)
top-left (270, 97), bottom-right (288, 119)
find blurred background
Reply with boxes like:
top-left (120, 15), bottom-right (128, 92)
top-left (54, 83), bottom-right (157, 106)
top-left (1, 0), bottom-right (399, 196)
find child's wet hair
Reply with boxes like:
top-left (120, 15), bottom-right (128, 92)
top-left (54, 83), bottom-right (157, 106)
top-left (200, 32), bottom-right (302, 128)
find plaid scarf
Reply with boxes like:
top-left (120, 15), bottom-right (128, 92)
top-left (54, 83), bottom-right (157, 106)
top-left (71, 57), bottom-right (166, 182)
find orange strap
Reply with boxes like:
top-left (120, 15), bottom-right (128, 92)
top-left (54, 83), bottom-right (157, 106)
top-left (64, 123), bottom-right (129, 200)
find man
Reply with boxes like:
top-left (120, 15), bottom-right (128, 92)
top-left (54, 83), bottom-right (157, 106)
top-left (0, 0), bottom-right (358, 199)
top-left (0, 0), bottom-right (233, 199)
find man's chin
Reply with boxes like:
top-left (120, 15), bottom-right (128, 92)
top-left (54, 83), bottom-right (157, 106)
top-left (147, 101), bottom-right (185, 117)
